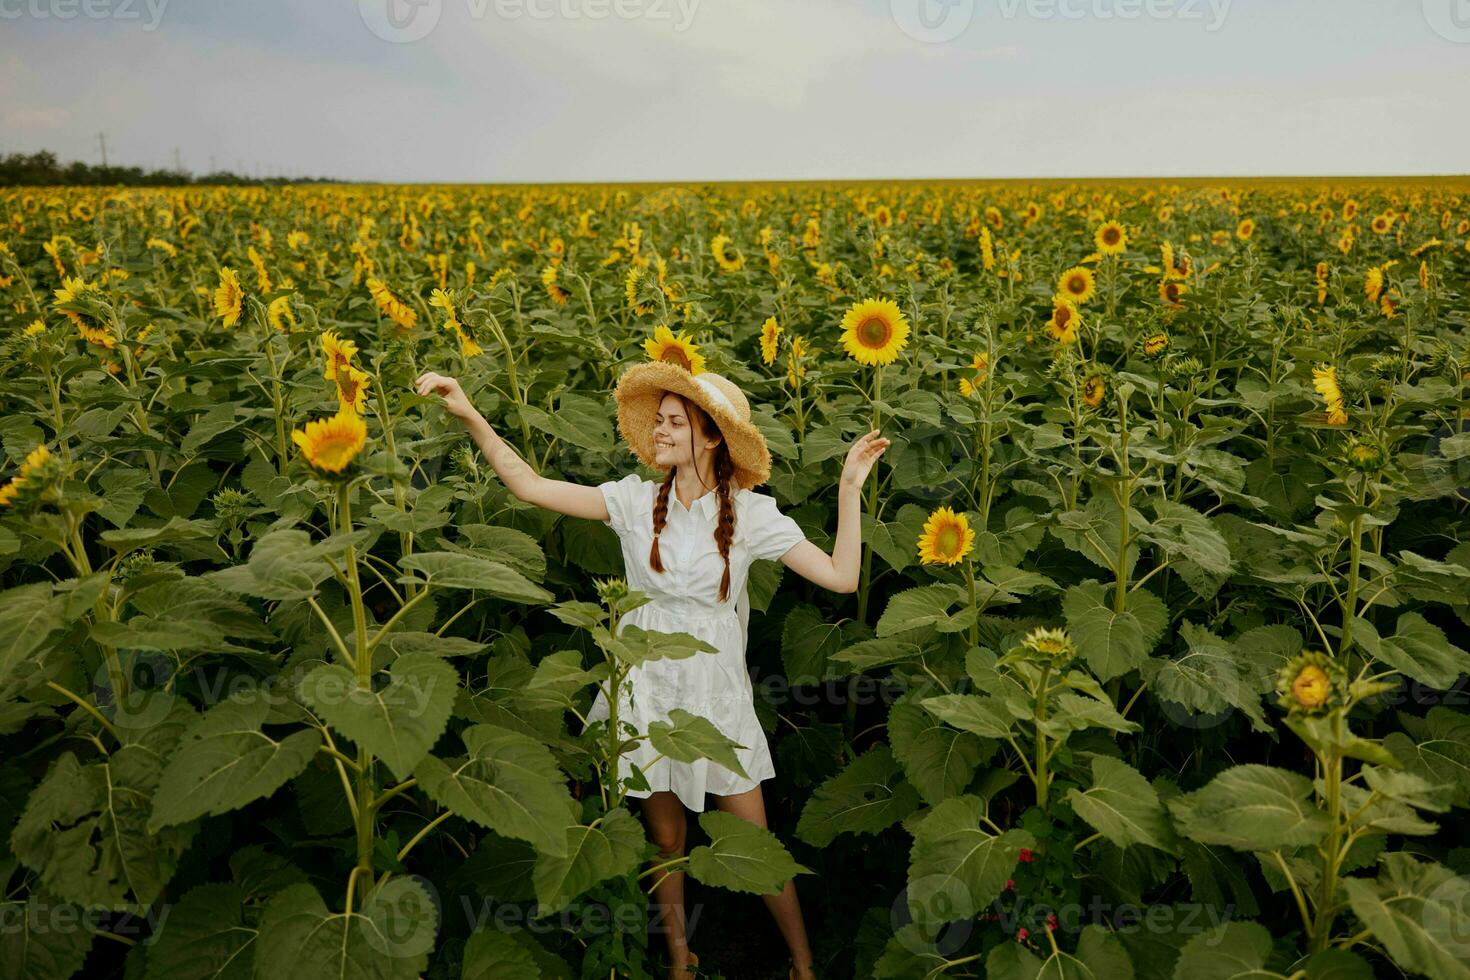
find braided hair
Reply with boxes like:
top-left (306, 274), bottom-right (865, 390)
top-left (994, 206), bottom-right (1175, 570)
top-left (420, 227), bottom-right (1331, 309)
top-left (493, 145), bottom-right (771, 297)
top-left (648, 393), bottom-right (737, 602)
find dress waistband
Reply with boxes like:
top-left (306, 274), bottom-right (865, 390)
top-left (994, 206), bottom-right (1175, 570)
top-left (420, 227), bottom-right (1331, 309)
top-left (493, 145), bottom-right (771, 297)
top-left (636, 598), bottom-right (738, 622)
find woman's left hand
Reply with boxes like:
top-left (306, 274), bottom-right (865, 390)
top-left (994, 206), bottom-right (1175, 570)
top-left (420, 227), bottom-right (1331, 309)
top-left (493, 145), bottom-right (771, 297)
top-left (840, 429), bottom-right (891, 491)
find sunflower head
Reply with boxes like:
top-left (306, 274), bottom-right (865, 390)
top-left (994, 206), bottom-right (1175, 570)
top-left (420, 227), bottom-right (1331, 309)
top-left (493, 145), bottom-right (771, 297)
top-left (1158, 279), bottom-right (1187, 308)
top-left (1045, 296), bottom-right (1080, 345)
top-left (1058, 266), bottom-right (1096, 304)
top-left (916, 505), bottom-right (975, 566)
top-left (1236, 218), bottom-right (1255, 240)
top-left (759, 316), bottom-right (783, 366)
top-left (839, 297), bottom-right (910, 367)
top-left (291, 407), bottom-right (368, 477)
top-left (1141, 332), bottom-right (1170, 358)
top-left (321, 329), bottom-right (358, 381)
top-left (643, 324), bottom-right (706, 375)
top-left (1094, 221), bottom-right (1127, 255)
top-left (1018, 626), bottom-right (1077, 670)
top-left (1342, 436), bottom-right (1387, 473)
top-left (1082, 373), bottom-right (1106, 409)
top-left (0, 443), bottom-right (65, 511)
top-left (1275, 650), bottom-right (1346, 715)
top-left (213, 267), bottom-right (244, 327)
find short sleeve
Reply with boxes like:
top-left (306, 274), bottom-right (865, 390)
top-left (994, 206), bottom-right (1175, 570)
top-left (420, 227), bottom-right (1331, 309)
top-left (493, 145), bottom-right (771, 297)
top-left (743, 491), bottom-right (807, 562)
top-left (598, 472), bottom-right (645, 536)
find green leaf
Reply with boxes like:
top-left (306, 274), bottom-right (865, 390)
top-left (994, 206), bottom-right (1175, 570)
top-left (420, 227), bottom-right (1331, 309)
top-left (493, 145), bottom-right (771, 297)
top-left (688, 809), bottom-right (812, 895)
top-left (794, 744), bottom-right (921, 847)
top-left (906, 794), bottom-right (1034, 929)
top-left (518, 393), bottom-right (614, 453)
top-left (827, 636), bottom-right (929, 674)
top-left (1062, 581), bottom-right (1167, 681)
top-left (1341, 852), bottom-right (1470, 980)
top-left (252, 879), bottom-right (436, 980)
top-left (1067, 756), bottom-right (1178, 854)
top-left (1171, 920), bottom-right (1285, 979)
top-left (604, 625), bottom-right (719, 667)
top-left (0, 583), bottom-right (66, 688)
top-left (298, 651), bottom-right (458, 781)
top-left (97, 515), bottom-right (213, 551)
top-left (413, 724), bottom-right (577, 858)
top-left (876, 585), bottom-right (968, 638)
top-left (1353, 612), bottom-right (1470, 690)
top-left (12, 695), bottom-right (198, 909)
top-left (1167, 764), bottom-right (1329, 852)
top-left (1143, 500), bottom-right (1233, 591)
top-left (204, 528), bottom-right (366, 601)
top-left (0, 892), bottom-right (95, 980)
top-left (531, 806), bottom-right (648, 916)
top-left (919, 693), bottom-right (1015, 739)
top-left (149, 695), bottom-right (321, 832)
top-left (143, 883), bottom-right (256, 980)
top-left (1142, 622), bottom-right (1269, 733)
top-left (461, 926), bottom-right (573, 980)
top-left (647, 708), bottom-right (751, 780)
top-left (781, 603), bottom-right (845, 685)
top-left (889, 696), bottom-right (987, 806)
top-left (1385, 707), bottom-right (1470, 807)
top-left (398, 552), bottom-right (554, 604)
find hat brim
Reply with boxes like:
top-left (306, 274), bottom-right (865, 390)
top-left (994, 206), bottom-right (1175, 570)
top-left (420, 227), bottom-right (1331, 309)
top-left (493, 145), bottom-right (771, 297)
top-left (612, 362), bottom-right (772, 491)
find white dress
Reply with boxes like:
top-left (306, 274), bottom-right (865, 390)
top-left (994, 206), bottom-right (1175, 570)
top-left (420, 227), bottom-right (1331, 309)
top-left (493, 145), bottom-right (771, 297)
top-left (580, 472), bottom-right (809, 812)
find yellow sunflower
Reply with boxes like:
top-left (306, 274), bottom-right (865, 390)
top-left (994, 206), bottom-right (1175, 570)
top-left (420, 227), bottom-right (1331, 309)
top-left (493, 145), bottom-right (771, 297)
top-left (292, 407), bottom-right (368, 475)
top-left (917, 506), bottom-right (975, 566)
top-left (1142, 332), bottom-right (1170, 358)
top-left (334, 363), bottom-right (372, 414)
top-left (1370, 214), bottom-right (1392, 235)
top-left (53, 276), bottom-right (114, 348)
top-left (759, 316), bottom-right (782, 366)
top-left (213, 267), bottom-right (244, 327)
top-left (1057, 265), bottom-right (1096, 304)
top-left (0, 444), bottom-right (56, 508)
top-left (710, 234), bottom-right (744, 272)
top-left (1236, 218), bottom-right (1255, 240)
top-left (1158, 279), bottom-right (1187, 308)
top-left (839, 297), bottom-right (910, 366)
top-left (1311, 364), bottom-right (1348, 426)
top-left (1364, 267), bottom-right (1384, 304)
top-left (643, 324), bottom-right (706, 375)
top-left (1082, 374), bottom-right (1105, 408)
top-left (786, 335), bottom-right (809, 387)
top-left (267, 295), bottom-right (296, 332)
top-left (366, 278), bottom-right (417, 331)
top-left (1045, 296), bottom-right (1080, 345)
top-left (1094, 221), bottom-right (1127, 255)
top-left (540, 263), bottom-right (570, 305)
top-left (320, 330), bottom-right (358, 382)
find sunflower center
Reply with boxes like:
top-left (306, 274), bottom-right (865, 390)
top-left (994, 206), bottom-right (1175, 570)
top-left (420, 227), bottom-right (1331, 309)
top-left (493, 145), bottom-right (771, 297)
top-left (858, 317), bottom-right (891, 348)
top-left (936, 526), bottom-right (961, 557)
top-left (1055, 307), bottom-right (1071, 328)
top-left (1102, 228), bottom-right (1120, 245)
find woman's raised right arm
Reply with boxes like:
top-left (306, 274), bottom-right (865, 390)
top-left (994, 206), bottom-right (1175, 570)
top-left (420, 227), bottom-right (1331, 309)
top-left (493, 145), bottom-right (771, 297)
top-left (415, 371), bottom-right (610, 522)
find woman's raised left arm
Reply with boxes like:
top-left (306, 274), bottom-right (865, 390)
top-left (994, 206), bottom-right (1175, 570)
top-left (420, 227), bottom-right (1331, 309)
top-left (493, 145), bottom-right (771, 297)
top-left (781, 429), bottom-right (889, 593)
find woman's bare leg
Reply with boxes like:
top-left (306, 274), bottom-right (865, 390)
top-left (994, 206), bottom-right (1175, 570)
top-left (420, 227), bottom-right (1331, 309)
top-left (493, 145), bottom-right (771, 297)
top-left (638, 791), bottom-right (695, 975)
top-left (710, 785), bottom-right (816, 978)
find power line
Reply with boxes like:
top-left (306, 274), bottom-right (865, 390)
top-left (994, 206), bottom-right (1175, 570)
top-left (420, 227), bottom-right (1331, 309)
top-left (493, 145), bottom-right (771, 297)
top-left (97, 132), bottom-right (109, 167)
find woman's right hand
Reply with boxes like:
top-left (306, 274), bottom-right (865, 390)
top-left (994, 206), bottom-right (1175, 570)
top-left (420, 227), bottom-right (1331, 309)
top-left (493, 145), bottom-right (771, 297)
top-left (414, 371), bottom-right (476, 421)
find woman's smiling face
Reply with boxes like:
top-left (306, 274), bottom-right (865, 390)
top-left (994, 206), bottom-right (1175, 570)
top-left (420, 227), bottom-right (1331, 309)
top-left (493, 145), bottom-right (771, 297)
top-left (653, 392), bottom-right (718, 468)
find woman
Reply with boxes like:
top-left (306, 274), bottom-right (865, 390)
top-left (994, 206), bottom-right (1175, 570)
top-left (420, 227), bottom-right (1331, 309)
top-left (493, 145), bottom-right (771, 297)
top-left (415, 362), bottom-right (888, 980)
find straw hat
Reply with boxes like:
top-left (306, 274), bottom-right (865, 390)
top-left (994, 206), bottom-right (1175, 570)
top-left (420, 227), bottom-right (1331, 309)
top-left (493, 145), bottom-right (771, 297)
top-left (611, 361), bottom-right (772, 491)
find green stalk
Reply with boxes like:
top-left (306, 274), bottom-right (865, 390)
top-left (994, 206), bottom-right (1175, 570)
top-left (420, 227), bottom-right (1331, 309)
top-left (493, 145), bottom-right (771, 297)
top-left (1034, 666), bottom-right (1052, 809)
top-left (1309, 713), bottom-right (1345, 953)
top-left (339, 482), bottom-right (377, 898)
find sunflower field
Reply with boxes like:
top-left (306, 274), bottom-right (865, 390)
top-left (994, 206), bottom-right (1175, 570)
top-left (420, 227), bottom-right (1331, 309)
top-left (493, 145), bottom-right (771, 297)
top-left (1, 178), bottom-right (1469, 980)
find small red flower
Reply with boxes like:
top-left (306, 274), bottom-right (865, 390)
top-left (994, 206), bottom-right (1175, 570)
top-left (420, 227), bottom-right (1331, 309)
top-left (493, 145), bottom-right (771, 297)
top-left (1004, 878), bottom-right (1015, 891)
top-left (1016, 927), bottom-right (1029, 942)
top-left (1046, 912), bottom-right (1058, 931)
top-left (1018, 848), bottom-right (1034, 863)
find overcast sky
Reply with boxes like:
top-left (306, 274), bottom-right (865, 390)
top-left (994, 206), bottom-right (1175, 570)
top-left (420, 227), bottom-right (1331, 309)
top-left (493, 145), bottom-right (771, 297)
top-left (2, 0), bottom-right (1467, 181)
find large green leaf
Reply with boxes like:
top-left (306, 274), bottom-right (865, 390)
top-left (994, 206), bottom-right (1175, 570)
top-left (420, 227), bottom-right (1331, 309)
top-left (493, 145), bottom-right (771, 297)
top-left (0, 892), bottom-right (95, 980)
top-left (413, 724), bottom-right (576, 858)
top-left (781, 603), bottom-right (845, 685)
top-left (688, 810), bottom-right (812, 895)
top-left (204, 528), bottom-right (371, 602)
top-left (919, 692), bottom-right (1015, 739)
top-left (1353, 612), bottom-right (1470, 690)
top-left (889, 696), bottom-right (987, 806)
top-left (876, 585), bottom-right (970, 638)
top-left (1341, 852), bottom-right (1470, 980)
top-left (1167, 765), bottom-right (1329, 852)
top-left (983, 924), bottom-right (1135, 980)
top-left (149, 695), bottom-right (321, 832)
top-left (1386, 707), bottom-right (1470, 807)
top-left (143, 882), bottom-right (256, 980)
top-left (1142, 622), bottom-right (1269, 733)
top-left (252, 879), bottom-right (436, 980)
top-left (647, 707), bottom-right (750, 779)
top-left (794, 744), bottom-right (921, 847)
top-left (397, 552), bottom-right (554, 605)
top-left (299, 651), bottom-right (458, 781)
top-left (1066, 756), bottom-right (1178, 854)
top-left (461, 926), bottom-right (573, 979)
top-left (906, 794), bottom-right (1034, 930)
top-left (531, 806), bottom-right (648, 916)
top-left (1062, 581), bottom-right (1167, 681)
top-left (1170, 920), bottom-right (1285, 979)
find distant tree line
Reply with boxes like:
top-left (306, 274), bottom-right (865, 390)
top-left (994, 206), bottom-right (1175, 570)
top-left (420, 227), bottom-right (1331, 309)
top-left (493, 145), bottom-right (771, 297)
top-left (0, 150), bottom-right (343, 186)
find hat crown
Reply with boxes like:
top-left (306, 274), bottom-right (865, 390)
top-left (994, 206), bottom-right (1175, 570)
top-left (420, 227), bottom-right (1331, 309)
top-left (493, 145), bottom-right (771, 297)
top-left (690, 372), bottom-right (750, 423)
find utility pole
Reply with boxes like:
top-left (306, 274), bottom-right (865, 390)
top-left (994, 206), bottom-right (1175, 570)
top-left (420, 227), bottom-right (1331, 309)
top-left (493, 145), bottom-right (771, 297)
top-left (97, 132), bottom-right (109, 167)
top-left (173, 147), bottom-right (183, 173)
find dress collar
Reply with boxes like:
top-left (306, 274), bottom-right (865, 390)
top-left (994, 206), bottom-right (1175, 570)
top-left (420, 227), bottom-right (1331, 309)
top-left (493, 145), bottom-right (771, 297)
top-left (670, 487), bottom-right (720, 520)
